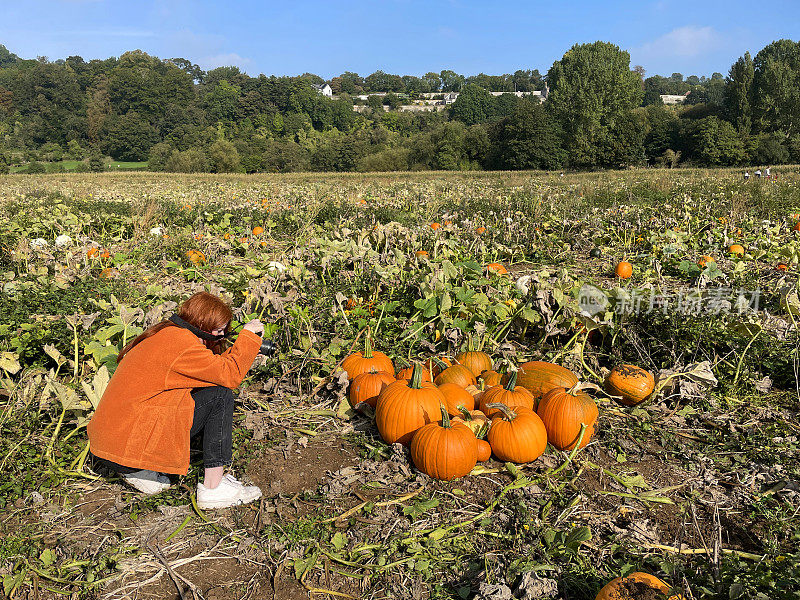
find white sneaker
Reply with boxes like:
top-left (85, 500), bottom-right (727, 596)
top-left (122, 470), bottom-right (172, 495)
top-left (197, 474), bottom-right (262, 509)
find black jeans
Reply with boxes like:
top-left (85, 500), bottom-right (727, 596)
top-left (92, 386), bottom-right (234, 474)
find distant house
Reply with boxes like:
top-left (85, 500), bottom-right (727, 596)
top-left (313, 83), bottom-right (333, 97)
top-left (660, 91), bottom-right (690, 105)
top-left (443, 92), bottom-right (459, 105)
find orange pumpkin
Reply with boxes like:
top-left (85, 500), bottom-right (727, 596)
top-left (697, 255), bottom-right (715, 268)
top-left (537, 386), bottom-right (599, 450)
top-left (434, 364), bottom-right (477, 388)
top-left (475, 226), bottom-right (486, 234)
top-left (794, 223), bottom-right (800, 232)
top-left (476, 439), bottom-right (491, 461)
top-left (505, 361), bottom-right (578, 402)
top-left (777, 263), bottom-right (789, 271)
top-left (349, 368), bottom-right (395, 408)
top-left (425, 357), bottom-right (453, 378)
top-left (452, 407), bottom-right (490, 436)
top-left (410, 406), bottom-right (477, 481)
top-left (456, 350), bottom-right (493, 377)
top-left (728, 244), bottom-right (744, 256)
top-left (478, 369), bottom-right (502, 388)
top-left (396, 365), bottom-right (432, 383)
top-left (605, 364), bottom-right (655, 406)
top-left (594, 572), bottom-right (683, 600)
top-left (376, 364), bottom-right (444, 446)
top-left (487, 404), bottom-right (547, 464)
top-left (480, 370), bottom-right (535, 417)
top-left (87, 247), bottom-right (100, 258)
top-left (438, 382), bottom-right (475, 416)
top-left (615, 261), bottom-right (633, 279)
top-left (99, 249), bottom-right (111, 259)
top-left (341, 334), bottom-right (395, 380)
top-left (486, 262), bottom-right (508, 276)
top-left (415, 250), bottom-right (429, 258)
top-left (252, 226), bottom-right (264, 235)
top-left (430, 222), bottom-right (441, 230)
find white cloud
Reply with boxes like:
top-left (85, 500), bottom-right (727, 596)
top-left (636, 26), bottom-right (721, 59)
top-left (198, 53), bottom-right (253, 72)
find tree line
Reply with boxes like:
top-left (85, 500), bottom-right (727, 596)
top-left (0, 38), bottom-right (798, 174)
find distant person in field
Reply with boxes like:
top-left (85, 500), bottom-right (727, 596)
top-left (744, 171), bottom-right (750, 180)
top-left (755, 168), bottom-right (762, 178)
top-left (87, 292), bottom-right (265, 509)
top-left (766, 166), bottom-right (771, 177)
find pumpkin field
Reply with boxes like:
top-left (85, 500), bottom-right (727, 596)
top-left (1, 168), bottom-right (799, 599)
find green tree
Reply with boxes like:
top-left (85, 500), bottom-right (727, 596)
top-left (207, 139), bottom-right (240, 172)
top-left (752, 39), bottom-right (800, 137)
top-left (727, 52), bottom-right (754, 133)
top-left (101, 111), bottom-right (159, 161)
top-left (450, 84), bottom-right (496, 126)
top-left (165, 148), bottom-right (208, 172)
top-left (88, 152), bottom-right (104, 172)
top-left (489, 101), bottom-right (566, 170)
top-left (689, 116), bottom-right (746, 165)
top-left (546, 41), bottom-right (644, 167)
top-left (147, 142), bottom-right (173, 171)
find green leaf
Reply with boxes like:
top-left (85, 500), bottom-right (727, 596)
top-left (564, 525), bottom-right (592, 547)
top-left (403, 497), bottom-right (439, 519)
top-left (331, 531), bottom-right (347, 551)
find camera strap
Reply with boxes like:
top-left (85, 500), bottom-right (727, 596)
top-left (168, 314), bottom-right (227, 342)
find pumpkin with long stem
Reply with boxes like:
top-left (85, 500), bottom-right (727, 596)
top-left (504, 361), bottom-right (578, 401)
top-left (605, 364), bottom-right (655, 406)
top-left (376, 364), bottom-right (444, 446)
top-left (434, 364), bottom-right (477, 388)
top-left (410, 405), bottom-right (478, 480)
top-left (437, 382), bottom-right (475, 416)
top-left (341, 329), bottom-right (395, 379)
top-left (424, 357), bottom-right (453, 378)
top-left (486, 403), bottom-right (547, 464)
top-left (349, 368), bottom-right (395, 408)
top-left (537, 384), bottom-right (599, 450)
top-left (480, 370), bottom-right (535, 417)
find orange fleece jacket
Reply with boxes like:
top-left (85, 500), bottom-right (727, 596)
top-left (87, 325), bottom-right (262, 475)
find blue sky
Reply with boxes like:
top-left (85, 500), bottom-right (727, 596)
top-left (1, 0), bottom-right (797, 79)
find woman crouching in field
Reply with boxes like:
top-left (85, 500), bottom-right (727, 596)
top-left (87, 291), bottom-right (264, 509)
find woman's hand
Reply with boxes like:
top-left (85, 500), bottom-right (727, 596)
top-left (243, 319), bottom-right (264, 336)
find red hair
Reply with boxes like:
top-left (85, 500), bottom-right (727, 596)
top-left (117, 292), bottom-right (234, 363)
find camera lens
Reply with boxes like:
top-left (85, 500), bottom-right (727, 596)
top-left (259, 339), bottom-right (277, 357)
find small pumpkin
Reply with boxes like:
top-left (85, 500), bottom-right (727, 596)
top-left (415, 250), bottom-right (429, 258)
top-left (605, 364), bottom-right (655, 406)
top-left (697, 255), bottom-right (715, 268)
top-left (430, 222), bottom-right (441, 230)
top-left (341, 331), bottom-right (395, 380)
top-left (349, 368), bottom-right (395, 408)
top-left (456, 349), bottom-right (493, 377)
top-left (476, 439), bottom-right (492, 462)
top-left (252, 226), bottom-right (264, 235)
top-left (537, 385), bottom-right (599, 450)
top-left (452, 407), bottom-right (490, 436)
top-left (438, 382), bottom-right (476, 416)
top-left (396, 365), bottom-right (432, 383)
top-left (487, 404), bottom-right (547, 464)
top-left (594, 572), bottom-right (683, 600)
top-left (376, 364), bottom-right (444, 446)
top-left (478, 369), bottom-right (502, 388)
top-left (777, 263), bottom-right (789, 271)
top-left (793, 222), bottom-right (800, 232)
top-left (505, 361), bottom-right (578, 402)
top-left (410, 405), bottom-right (477, 481)
top-left (614, 261), bottom-right (633, 279)
top-left (486, 262), bottom-right (508, 276)
top-left (434, 364), bottom-right (477, 388)
top-left (480, 370), bottom-right (535, 417)
top-left (728, 244), bottom-right (744, 256)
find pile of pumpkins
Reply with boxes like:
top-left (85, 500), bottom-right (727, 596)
top-left (341, 335), bottom-right (655, 481)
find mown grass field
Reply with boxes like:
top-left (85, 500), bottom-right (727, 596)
top-left (1, 168), bottom-right (799, 599)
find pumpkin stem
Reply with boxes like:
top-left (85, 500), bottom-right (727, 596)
top-left (486, 402), bottom-right (516, 421)
top-left (457, 405), bottom-right (472, 420)
top-left (409, 363), bottom-right (423, 389)
top-left (363, 327), bottom-right (374, 359)
top-left (504, 369), bottom-right (518, 391)
top-left (440, 404), bottom-right (451, 428)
